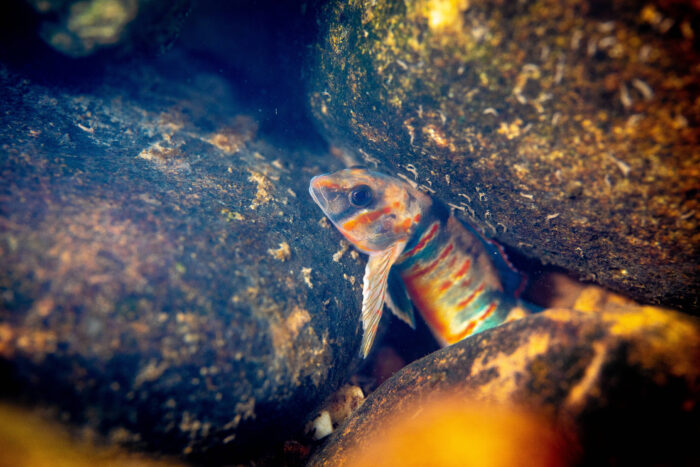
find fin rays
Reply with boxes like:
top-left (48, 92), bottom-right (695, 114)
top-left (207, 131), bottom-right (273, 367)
top-left (360, 240), bottom-right (407, 357)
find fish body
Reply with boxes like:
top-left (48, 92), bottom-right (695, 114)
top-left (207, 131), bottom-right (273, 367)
top-left (310, 167), bottom-right (534, 357)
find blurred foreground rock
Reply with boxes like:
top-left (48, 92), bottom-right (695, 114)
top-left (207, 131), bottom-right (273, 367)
top-left (308, 0), bottom-right (700, 310)
top-left (23, 0), bottom-right (191, 57)
top-left (0, 51), bottom-right (364, 463)
top-left (338, 397), bottom-right (574, 467)
top-left (310, 305), bottom-right (700, 466)
top-left (0, 403), bottom-right (182, 467)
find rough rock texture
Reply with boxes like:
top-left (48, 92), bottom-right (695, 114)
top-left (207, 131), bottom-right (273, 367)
top-left (308, 0), bottom-right (700, 311)
top-left (22, 0), bottom-right (191, 57)
top-left (309, 305), bottom-right (700, 466)
top-left (0, 51), bottom-right (365, 463)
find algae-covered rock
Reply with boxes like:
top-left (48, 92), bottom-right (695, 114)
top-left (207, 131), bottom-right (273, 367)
top-left (310, 305), bottom-right (700, 466)
top-left (308, 0), bottom-right (700, 310)
top-left (23, 0), bottom-right (191, 57)
top-left (0, 51), bottom-right (365, 462)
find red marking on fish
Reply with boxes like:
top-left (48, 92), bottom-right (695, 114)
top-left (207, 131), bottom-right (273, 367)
top-left (457, 283), bottom-right (485, 308)
top-left (402, 222), bottom-right (439, 257)
top-left (393, 218), bottom-right (412, 234)
top-left (454, 258), bottom-right (471, 279)
top-left (479, 301), bottom-right (498, 321)
top-left (450, 320), bottom-right (477, 342)
top-left (405, 243), bottom-right (454, 280)
top-left (343, 207), bottom-right (391, 231)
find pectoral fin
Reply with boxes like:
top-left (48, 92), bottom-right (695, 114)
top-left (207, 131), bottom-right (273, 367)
top-left (385, 268), bottom-right (415, 329)
top-left (360, 240), bottom-right (407, 358)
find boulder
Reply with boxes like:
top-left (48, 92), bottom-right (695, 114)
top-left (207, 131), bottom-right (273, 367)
top-left (309, 305), bottom-right (700, 466)
top-left (0, 50), bottom-right (365, 462)
top-left (308, 0), bottom-right (700, 310)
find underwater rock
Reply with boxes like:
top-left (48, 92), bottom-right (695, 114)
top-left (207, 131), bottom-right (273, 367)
top-left (0, 403), bottom-right (184, 466)
top-left (22, 0), bottom-right (191, 57)
top-left (0, 51), bottom-right (365, 462)
top-left (308, 0), bottom-right (700, 311)
top-left (309, 305), bottom-right (700, 466)
top-left (323, 396), bottom-right (574, 467)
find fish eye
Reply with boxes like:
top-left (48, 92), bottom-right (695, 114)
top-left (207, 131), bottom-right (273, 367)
top-left (349, 184), bottom-right (373, 207)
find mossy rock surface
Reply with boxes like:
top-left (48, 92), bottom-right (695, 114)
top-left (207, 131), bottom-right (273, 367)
top-left (308, 0), bottom-right (700, 310)
top-left (0, 52), bottom-right (364, 462)
top-left (310, 305), bottom-right (700, 466)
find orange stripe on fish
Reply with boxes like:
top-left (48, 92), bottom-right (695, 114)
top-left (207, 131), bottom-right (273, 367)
top-left (404, 243), bottom-right (454, 280)
top-left (402, 222), bottom-right (439, 258)
top-left (343, 207), bottom-right (391, 231)
top-left (478, 301), bottom-right (498, 321)
top-left (393, 218), bottom-right (413, 234)
top-left (457, 283), bottom-right (485, 309)
top-left (314, 180), bottom-right (341, 189)
top-left (447, 320), bottom-right (478, 343)
top-left (447, 256), bottom-right (457, 269)
top-left (438, 280), bottom-right (452, 292)
top-left (453, 258), bottom-right (471, 279)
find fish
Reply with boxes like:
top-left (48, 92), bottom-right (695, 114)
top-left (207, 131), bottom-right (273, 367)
top-left (309, 167), bottom-right (537, 357)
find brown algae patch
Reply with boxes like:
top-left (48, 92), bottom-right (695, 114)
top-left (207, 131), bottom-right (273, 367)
top-left (247, 170), bottom-right (274, 209)
top-left (268, 241), bottom-right (291, 261)
top-left (207, 116), bottom-right (258, 154)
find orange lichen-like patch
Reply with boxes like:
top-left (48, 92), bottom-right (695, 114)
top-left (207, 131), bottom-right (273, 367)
top-left (603, 306), bottom-right (700, 378)
top-left (469, 333), bottom-right (552, 403)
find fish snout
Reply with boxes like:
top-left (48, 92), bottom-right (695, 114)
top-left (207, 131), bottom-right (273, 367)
top-left (309, 175), bottom-right (329, 211)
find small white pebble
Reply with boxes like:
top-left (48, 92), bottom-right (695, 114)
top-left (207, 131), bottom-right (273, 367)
top-left (309, 411), bottom-right (333, 440)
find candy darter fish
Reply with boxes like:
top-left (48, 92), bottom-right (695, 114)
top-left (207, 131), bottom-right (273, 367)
top-left (309, 167), bottom-right (536, 357)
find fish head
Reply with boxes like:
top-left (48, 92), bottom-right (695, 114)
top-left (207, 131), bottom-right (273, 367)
top-left (309, 167), bottom-right (432, 253)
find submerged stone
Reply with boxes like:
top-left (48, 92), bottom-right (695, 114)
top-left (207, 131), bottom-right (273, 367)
top-left (309, 305), bottom-right (700, 466)
top-left (0, 51), bottom-right (364, 462)
top-left (20, 0), bottom-right (191, 57)
top-left (308, 0), bottom-right (700, 310)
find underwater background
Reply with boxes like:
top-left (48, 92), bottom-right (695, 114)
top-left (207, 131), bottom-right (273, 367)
top-left (0, 0), bottom-right (698, 465)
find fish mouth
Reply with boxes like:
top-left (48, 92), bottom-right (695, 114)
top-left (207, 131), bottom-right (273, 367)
top-left (309, 174), bottom-right (329, 211)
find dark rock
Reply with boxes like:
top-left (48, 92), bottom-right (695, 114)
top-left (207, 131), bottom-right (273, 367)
top-left (309, 305), bottom-right (700, 466)
top-left (307, 0), bottom-right (700, 310)
top-left (0, 50), bottom-right (365, 463)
